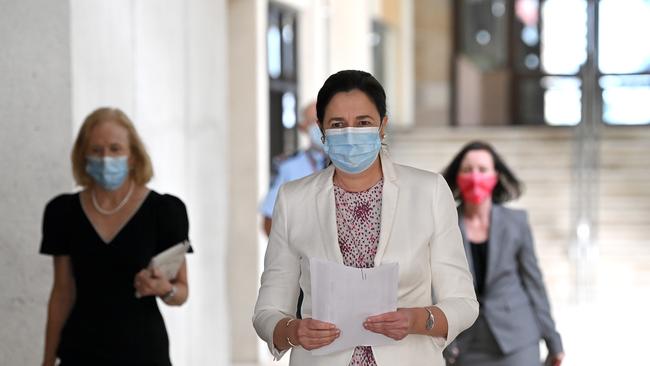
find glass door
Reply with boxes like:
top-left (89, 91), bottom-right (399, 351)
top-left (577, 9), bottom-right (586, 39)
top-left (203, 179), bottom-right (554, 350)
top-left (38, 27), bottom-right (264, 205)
top-left (512, 0), bottom-right (588, 125)
top-left (598, 0), bottom-right (650, 125)
top-left (455, 0), bottom-right (650, 126)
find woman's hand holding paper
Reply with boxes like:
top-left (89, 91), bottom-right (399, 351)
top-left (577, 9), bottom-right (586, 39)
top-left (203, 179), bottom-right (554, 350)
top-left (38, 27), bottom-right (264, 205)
top-left (294, 318), bottom-right (341, 350)
top-left (363, 308), bottom-right (414, 341)
top-left (134, 267), bottom-right (173, 298)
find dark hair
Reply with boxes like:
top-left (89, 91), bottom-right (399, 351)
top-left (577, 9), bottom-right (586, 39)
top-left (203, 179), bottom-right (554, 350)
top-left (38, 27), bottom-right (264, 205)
top-left (442, 140), bottom-right (523, 204)
top-left (316, 70), bottom-right (387, 125)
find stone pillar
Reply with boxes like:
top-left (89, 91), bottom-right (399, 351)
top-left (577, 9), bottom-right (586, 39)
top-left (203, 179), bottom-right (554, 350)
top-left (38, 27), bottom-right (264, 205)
top-left (182, 0), bottom-right (231, 364)
top-left (227, 0), bottom-right (268, 363)
top-left (0, 0), bottom-right (72, 364)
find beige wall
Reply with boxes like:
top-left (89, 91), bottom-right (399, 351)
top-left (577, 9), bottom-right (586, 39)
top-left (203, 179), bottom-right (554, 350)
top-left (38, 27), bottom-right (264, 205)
top-left (414, 0), bottom-right (452, 126)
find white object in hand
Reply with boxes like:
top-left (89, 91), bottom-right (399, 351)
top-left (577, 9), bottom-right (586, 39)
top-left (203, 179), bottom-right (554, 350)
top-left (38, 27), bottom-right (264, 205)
top-left (149, 240), bottom-right (191, 280)
top-left (309, 257), bottom-right (399, 356)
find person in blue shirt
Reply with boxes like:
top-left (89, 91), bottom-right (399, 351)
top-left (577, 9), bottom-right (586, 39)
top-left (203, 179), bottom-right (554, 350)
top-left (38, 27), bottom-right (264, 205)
top-left (260, 101), bottom-right (327, 236)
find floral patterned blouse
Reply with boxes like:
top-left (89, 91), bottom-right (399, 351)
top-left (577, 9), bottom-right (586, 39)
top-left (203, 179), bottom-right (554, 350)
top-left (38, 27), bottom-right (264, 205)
top-left (334, 178), bottom-right (384, 366)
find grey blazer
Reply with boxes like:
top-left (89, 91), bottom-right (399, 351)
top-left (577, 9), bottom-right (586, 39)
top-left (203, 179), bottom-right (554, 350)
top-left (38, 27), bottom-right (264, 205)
top-left (454, 204), bottom-right (563, 356)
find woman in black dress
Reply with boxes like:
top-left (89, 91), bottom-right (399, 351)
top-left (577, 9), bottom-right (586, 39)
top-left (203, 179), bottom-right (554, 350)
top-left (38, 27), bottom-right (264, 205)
top-left (40, 107), bottom-right (191, 366)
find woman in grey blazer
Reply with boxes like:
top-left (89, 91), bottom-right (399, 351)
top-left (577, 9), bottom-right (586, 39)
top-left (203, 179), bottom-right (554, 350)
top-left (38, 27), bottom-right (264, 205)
top-left (441, 141), bottom-right (564, 366)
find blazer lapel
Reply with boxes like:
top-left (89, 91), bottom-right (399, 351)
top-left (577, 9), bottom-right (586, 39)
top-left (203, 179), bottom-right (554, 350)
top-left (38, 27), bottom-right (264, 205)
top-left (486, 204), bottom-right (506, 285)
top-left (458, 210), bottom-right (477, 283)
top-left (374, 152), bottom-right (399, 267)
top-left (315, 165), bottom-right (344, 264)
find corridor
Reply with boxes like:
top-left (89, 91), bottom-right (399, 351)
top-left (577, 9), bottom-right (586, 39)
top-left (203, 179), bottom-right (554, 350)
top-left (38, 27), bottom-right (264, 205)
top-left (1, 0), bottom-right (649, 365)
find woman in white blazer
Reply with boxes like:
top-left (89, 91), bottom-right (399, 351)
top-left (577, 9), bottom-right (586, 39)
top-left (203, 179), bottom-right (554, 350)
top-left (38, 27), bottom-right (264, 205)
top-left (253, 70), bottom-right (478, 366)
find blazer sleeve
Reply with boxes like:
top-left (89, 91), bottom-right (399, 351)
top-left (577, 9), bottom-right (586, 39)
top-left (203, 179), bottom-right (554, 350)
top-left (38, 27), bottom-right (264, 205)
top-left (429, 174), bottom-right (479, 348)
top-left (517, 211), bottom-right (564, 355)
top-left (252, 184), bottom-right (301, 360)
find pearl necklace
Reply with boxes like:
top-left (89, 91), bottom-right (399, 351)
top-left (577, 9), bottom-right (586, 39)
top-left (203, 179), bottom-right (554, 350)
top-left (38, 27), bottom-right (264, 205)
top-left (91, 182), bottom-right (135, 215)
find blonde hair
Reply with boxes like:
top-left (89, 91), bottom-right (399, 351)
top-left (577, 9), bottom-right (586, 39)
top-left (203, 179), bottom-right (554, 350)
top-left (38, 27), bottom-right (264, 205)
top-left (71, 107), bottom-right (154, 187)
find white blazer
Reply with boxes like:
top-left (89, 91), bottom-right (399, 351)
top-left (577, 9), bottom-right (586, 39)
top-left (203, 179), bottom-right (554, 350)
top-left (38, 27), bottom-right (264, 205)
top-left (253, 152), bottom-right (478, 366)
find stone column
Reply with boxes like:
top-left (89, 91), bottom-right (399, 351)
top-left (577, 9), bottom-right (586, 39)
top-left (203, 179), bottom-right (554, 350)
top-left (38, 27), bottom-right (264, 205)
top-left (227, 0), bottom-right (268, 363)
top-left (0, 0), bottom-right (72, 364)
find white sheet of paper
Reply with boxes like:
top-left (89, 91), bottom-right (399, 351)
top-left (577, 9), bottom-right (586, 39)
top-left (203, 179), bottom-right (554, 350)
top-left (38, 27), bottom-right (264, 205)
top-left (310, 257), bottom-right (399, 356)
top-left (149, 240), bottom-right (190, 280)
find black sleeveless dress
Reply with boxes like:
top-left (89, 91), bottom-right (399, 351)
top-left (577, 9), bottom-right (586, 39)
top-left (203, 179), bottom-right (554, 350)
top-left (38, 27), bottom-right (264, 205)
top-left (40, 191), bottom-right (191, 366)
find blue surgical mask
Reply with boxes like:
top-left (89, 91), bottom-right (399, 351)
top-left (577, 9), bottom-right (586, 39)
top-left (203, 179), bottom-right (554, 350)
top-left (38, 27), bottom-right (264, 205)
top-left (85, 155), bottom-right (129, 190)
top-left (323, 127), bottom-right (381, 174)
top-left (308, 124), bottom-right (324, 149)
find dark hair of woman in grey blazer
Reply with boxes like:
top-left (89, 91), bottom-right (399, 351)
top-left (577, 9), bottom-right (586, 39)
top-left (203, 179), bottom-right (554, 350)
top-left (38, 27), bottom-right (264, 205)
top-left (441, 141), bottom-right (565, 366)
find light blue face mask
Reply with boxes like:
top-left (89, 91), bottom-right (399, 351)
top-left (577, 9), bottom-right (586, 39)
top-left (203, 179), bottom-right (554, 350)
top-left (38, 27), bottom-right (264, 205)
top-left (85, 155), bottom-right (129, 191)
top-left (323, 126), bottom-right (382, 174)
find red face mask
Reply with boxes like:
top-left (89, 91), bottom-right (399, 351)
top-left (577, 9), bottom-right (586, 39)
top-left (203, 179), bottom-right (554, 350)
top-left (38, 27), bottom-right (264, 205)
top-left (456, 173), bottom-right (498, 204)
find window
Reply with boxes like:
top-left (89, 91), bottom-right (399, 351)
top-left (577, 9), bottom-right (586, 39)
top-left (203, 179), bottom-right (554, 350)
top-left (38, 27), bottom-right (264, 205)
top-left (453, 0), bottom-right (650, 126)
top-left (267, 3), bottom-right (299, 169)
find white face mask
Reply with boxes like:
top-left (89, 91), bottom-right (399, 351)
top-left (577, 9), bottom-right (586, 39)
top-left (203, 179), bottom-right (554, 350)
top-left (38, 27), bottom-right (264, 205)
top-left (323, 127), bottom-right (381, 174)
